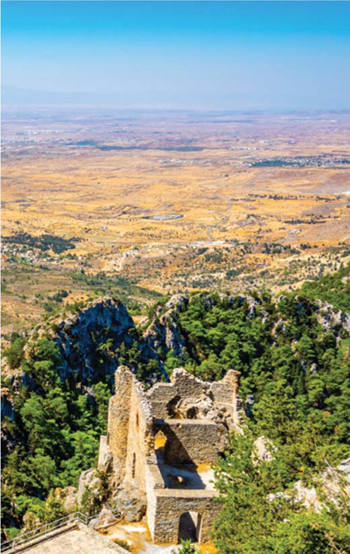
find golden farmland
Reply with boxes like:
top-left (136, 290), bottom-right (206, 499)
top-left (2, 110), bottom-right (350, 334)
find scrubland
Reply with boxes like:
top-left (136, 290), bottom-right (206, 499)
top-left (2, 109), bottom-right (350, 335)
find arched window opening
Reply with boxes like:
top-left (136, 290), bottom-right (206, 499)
top-left (167, 395), bottom-right (183, 418)
top-left (186, 407), bottom-right (198, 419)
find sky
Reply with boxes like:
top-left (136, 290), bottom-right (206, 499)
top-left (2, 1), bottom-right (350, 111)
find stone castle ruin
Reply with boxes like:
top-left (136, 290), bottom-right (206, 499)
top-left (98, 366), bottom-right (241, 544)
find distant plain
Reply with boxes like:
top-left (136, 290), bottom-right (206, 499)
top-left (2, 109), bottom-right (350, 335)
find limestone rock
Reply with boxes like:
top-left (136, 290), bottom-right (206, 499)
top-left (61, 486), bottom-right (78, 511)
top-left (316, 301), bottom-right (350, 335)
top-left (253, 436), bottom-right (277, 463)
top-left (294, 481), bottom-right (321, 511)
top-left (98, 436), bottom-right (114, 474)
top-left (78, 468), bottom-right (101, 505)
top-left (52, 297), bottom-right (136, 384)
top-left (143, 295), bottom-right (189, 358)
top-left (269, 458), bottom-right (350, 513)
top-left (338, 457), bottom-right (350, 480)
top-left (112, 483), bottom-right (147, 522)
top-left (22, 511), bottom-right (41, 531)
top-left (91, 508), bottom-right (121, 530)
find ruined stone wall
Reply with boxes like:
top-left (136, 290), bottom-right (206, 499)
top-left (149, 489), bottom-right (220, 544)
top-left (209, 370), bottom-right (241, 427)
top-left (145, 463), bottom-right (165, 542)
top-left (124, 376), bottom-right (154, 493)
top-left (106, 366), bottom-right (155, 488)
top-left (157, 420), bottom-right (228, 465)
top-left (148, 369), bottom-right (210, 419)
top-left (148, 368), bottom-right (241, 426)
top-left (107, 368), bottom-right (133, 481)
top-left (147, 383), bottom-right (177, 419)
top-left (100, 365), bottom-right (237, 545)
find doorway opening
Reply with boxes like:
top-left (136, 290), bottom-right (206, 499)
top-left (178, 512), bottom-right (201, 543)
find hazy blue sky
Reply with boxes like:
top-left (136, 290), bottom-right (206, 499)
top-left (2, 1), bottom-right (350, 110)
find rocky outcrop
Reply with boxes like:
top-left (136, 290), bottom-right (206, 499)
top-left (1, 389), bottom-right (15, 421)
top-left (54, 486), bottom-right (78, 511)
top-left (316, 301), bottom-right (350, 335)
top-left (78, 470), bottom-right (146, 524)
top-left (1, 296), bottom-right (162, 431)
top-left (143, 295), bottom-right (189, 357)
top-left (268, 458), bottom-right (350, 512)
top-left (77, 468), bottom-right (102, 505)
top-left (1, 389), bottom-right (16, 457)
top-left (91, 507), bottom-right (121, 530)
top-left (111, 483), bottom-right (147, 522)
top-left (142, 293), bottom-right (271, 361)
top-left (4, 292), bottom-right (350, 420)
top-left (253, 436), bottom-right (277, 463)
top-left (51, 297), bottom-right (136, 384)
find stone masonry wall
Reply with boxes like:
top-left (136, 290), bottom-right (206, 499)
top-left (157, 420), bottom-right (228, 465)
top-left (107, 368), bottom-right (133, 482)
top-left (124, 376), bottom-right (155, 492)
top-left (147, 383), bottom-right (177, 419)
top-left (148, 369), bottom-right (210, 419)
top-left (210, 370), bottom-right (241, 428)
top-left (145, 462), bottom-right (165, 542)
top-left (150, 490), bottom-right (221, 544)
top-left (148, 368), bottom-right (241, 428)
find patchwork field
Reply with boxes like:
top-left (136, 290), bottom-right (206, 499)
top-left (2, 109), bottom-right (350, 335)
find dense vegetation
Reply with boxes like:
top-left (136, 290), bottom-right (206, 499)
top-left (70, 270), bottom-right (162, 307)
top-left (1, 339), bottom-right (110, 535)
top-left (166, 268), bottom-right (350, 460)
top-left (252, 159), bottom-right (296, 167)
top-left (300, 263), bottom-right (350, 312)
top-left (1, 265), bottom-right (349, 549)
top-left (3, 232), bottom-right (78, 254)
top-left (214, 432), bottom-right (350, 554)
top-left (162, 266), bottom-right (350, 552)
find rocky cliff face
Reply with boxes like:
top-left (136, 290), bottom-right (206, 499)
top-left (1, 389), bottom-right (16, 457)
top-left (51, 297), bottom-right (137, 384)
top-left (141, 293), bottom-right (270, 357)
top-left (143, 294), bottom-right (189, 357)
top-left (1, 389), bottom-right (15, 421)
top-left (316, 301), bottom-right (350, 335)
top-left (3, 292), bottom-right (350, 419)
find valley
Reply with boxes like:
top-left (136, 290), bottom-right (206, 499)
top-left (2, 109), bottom-right (350, 336)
